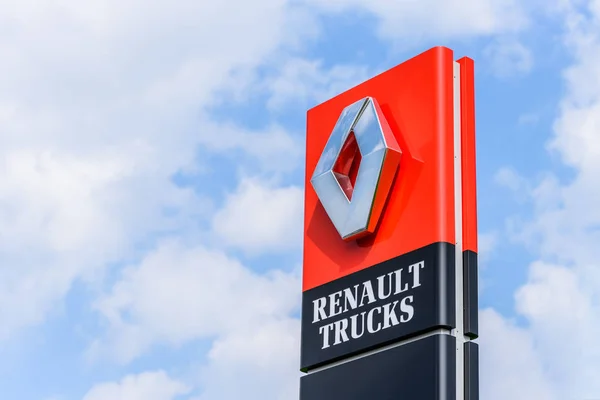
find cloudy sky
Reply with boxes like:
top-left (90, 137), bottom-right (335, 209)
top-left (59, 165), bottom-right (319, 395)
top-left (0, 0), bottom-right (599, 399)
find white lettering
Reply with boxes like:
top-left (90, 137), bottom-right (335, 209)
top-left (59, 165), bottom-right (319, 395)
top-left (409, 261), bottom-right (425, 288)
top-left (350, 312), bottom-right (366, 339)
top-left (393, 268), bottom-right (409, 294)
top-left (333, 319), bottom-right (350, 345)
top-left (382, 300), bottom-right (400, 329)
top-left (314, 259), bottom-right (425, 349)
top-left (319, 323), bottom-right (334, 349)
top-left (377, 273), bottom-right (393, 300)
top-left (400, 296), bottom-right (414, 323)
top-left (343, 285), bottom-right (359, 312)
top-left (313, 297), bottom-right (328, 323)
top-left (329, 291), bottom-right (343, 318)
top-left (366, 306), bottom-right (382, 333)
top-left (359, 281), bottom-right (377, 307)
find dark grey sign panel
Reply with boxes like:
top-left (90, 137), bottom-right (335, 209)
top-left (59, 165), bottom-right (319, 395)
top-left (300, 242), bottom-right (456, 371)
top-left (464, 341), bottom-right (479, 400)
top-left (300, 334), bottom-right (456, 400)
top-left (463, 250), bottom-right (479, 338)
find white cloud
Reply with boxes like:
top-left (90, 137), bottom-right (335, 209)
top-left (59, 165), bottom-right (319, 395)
top-left (518, 112), bottom-right (540, 126)
top-left (90, 239), bottom-right (300, 364)
top-left (494, 166), bottom-right (532, 205)
top-left (483, 37), bottom-right (534, 78)
top-left (505, 0), bottom-right (600, 264)
top-left (479, 309), bottom-right (556, 400)
top-left (481, 1), bottom-right (600, 398)
top-left (212, 178), bottom-right (303, 255)
top-left (90, 238), bottom-right (302, 400)
top-left (305, 0), bottom-right (527, 43)
top-left (480, 257), bottom-right (600, 399)
top-left (495, 167), bottom-right (523, 191)
top-left (0, 0), bottom-right (310, 340)
top-left (194, 318), bottom-right (301, 400)
top-left (477, 231), bottom-right (498, 294)
top-left (82, 371), bottom-right (190, 400)
top-left (265, 58), bottom-right (370, 110)
top-left (196, 122), bottom-right (303, 174)
top-left (0, 144), bottom-right (209, 339)
top-left (478, 231), bottom-right (498, 262)
top-left (515, 262), bottom-right (600, 397)
top-left (213, 57), bottom-right (370, 117)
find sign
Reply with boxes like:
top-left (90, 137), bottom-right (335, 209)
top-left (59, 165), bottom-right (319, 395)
top-left (301, 242), bottom-right (455, 370)
top-left (300, 46), bottom-right (479, 400)
top-left (300, 335), bottom-right (456, 400)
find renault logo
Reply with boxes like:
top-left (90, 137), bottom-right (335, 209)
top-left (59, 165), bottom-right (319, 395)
top-left (311, 97), bottom-right (402, 241)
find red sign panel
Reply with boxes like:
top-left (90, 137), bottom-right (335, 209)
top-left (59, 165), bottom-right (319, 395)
top-left (304, 46), bottom-right (477, 292)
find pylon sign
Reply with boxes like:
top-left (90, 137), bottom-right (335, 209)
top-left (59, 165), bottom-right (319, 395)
top-left (300, 46), bottom-right (479, 400)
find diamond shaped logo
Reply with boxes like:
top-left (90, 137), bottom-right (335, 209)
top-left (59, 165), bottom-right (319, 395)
top-left (311, 97), bottom-right (402, 241)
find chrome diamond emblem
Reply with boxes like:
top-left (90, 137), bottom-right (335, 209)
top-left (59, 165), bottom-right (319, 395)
top-left (311, 97), bottom-right (402, 241)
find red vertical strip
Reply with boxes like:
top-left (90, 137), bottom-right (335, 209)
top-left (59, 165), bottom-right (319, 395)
top-left (458, 57), bottom-right (478, 253)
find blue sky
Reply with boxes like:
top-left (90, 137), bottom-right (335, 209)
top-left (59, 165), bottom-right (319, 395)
top-left (0, 0), bottom-right (599, 399)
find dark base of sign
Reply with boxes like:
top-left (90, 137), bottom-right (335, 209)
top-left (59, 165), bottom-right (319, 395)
top-left (301, 242), bottom-right (456, 371)
top-left (464, 341), bottom-right (479, 400)
top-left (463, 250), bottom-right (478, 338)
top-left (300, 334), bottom-right (456, 400)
